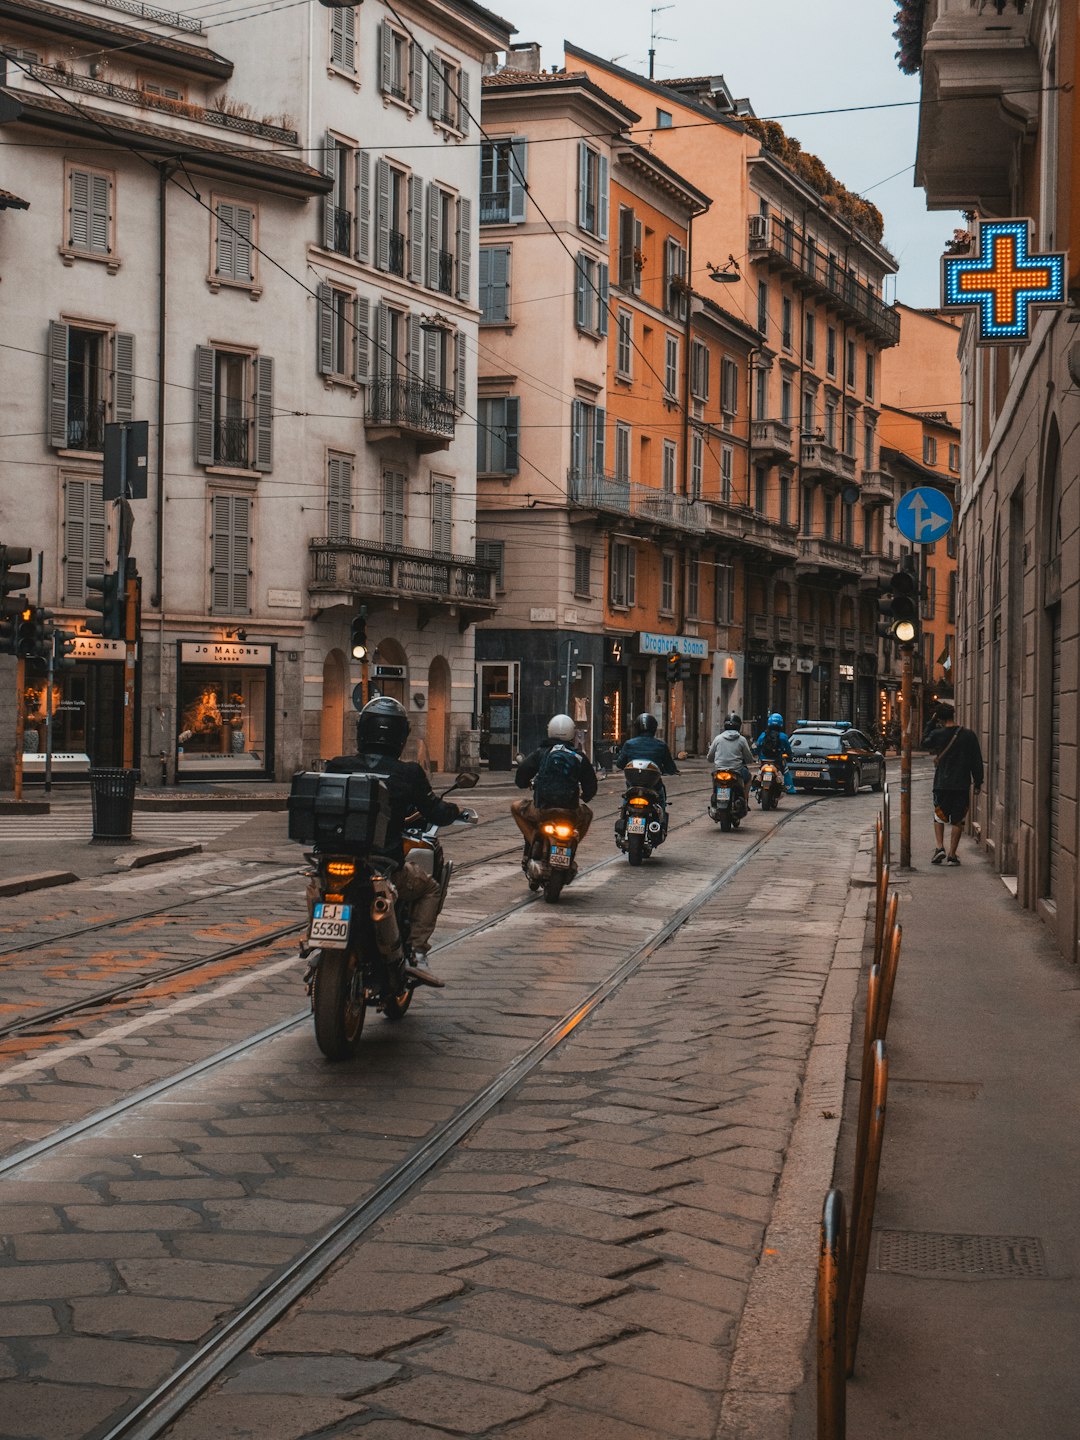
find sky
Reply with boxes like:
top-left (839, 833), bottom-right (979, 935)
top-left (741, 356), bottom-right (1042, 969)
top-left (519, 0), bottom-right (961, 309)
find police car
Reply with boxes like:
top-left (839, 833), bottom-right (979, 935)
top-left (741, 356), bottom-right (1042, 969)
top-left (788, 720), bottom-right (886, 796)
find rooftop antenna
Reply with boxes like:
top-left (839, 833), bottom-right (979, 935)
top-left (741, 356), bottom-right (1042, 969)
top-left (649, 4), bottom-right (674, 81)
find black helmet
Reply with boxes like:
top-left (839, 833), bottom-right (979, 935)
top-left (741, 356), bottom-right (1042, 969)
top-left (635, 712), bottom-right (658, 737)
top-left (356, 696), bottom-right (410, 756)
top-left (725, 712), bottom-right (742, 730)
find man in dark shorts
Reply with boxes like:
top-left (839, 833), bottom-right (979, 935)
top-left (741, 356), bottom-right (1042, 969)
top-left (923, 703), bottom-right (984, 866)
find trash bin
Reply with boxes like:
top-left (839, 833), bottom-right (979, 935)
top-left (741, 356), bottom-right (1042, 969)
top-left (89, 768), bottom-right (138, 841)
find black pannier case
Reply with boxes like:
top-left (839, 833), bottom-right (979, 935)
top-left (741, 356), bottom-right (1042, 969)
top-left (287, 771), bottom-right (393, 852)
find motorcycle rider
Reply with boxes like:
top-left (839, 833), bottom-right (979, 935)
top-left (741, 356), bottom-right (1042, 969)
top-left (614, 713), bottom-right (678, 829)
top-left (512, 714), bottom-right (597, 866)
top-left (754, 711), bottom-right (796, 795)
top-left (324, 696), bottom-right (477, 987)
top-left (706, 712), bottom-right (756, 809)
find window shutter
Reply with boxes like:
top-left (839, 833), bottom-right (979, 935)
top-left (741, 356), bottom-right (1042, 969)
top-left (626, 543), bottom-right (636, 605)
top-left (478, 246), bottom-right (492, 321)
top-left (69, 168), bottom-right (90, 249)
top-left (194, 344), bottom-right (215, 465)
top-left (594, 406), bottom-right (606, 477)
top-left (455, 197), bottom-right (471, 302)
top-left (504, 396), bottom-right (520, 473)
top-left (63, 477), bottom-right (86, 601)
top-left (609, 544), bottom-right (619, 603)
top-left (353, 296), bottom-right (370, 383)
top-left (322, 134), bottom-right (336, 250)
top-left (407, 312), bottom-right (422, 386)
top-left (423, 325), bottom-right (438, 387)
top-left (375, 158), bottom-right (391, 271)
top-left (409, 35), bottom-right (423, 107)
top-left (330, 7), bottom-right (344, 67)
top-left (47, 320), bottom-right (69, 449)
top-left (428, 56), bottom-right (443, 120)
top-left (253, 355), bottom-right (273, 471)
top-left (479, 246), bottom-right (508, 323)
top-left (408, 173), bottom-right (424, 283)
top-left (316, 281), bottom-right (334, 376)
top-left (375, 303), bottom-right (390, 381)
top-left (571, 398), bottom-right (585, 477)
top-left (378, 20), bottom-right (392, 93)
top-left (598, 263), bottom-right (609, 336)
top-left (597, 153), bottom-right (609, 241)
top-left (215, 201), bottom-right (235, 277)
top-left (432, 479), bottom-right (452, 552)
top-left (233, 204), bottom-right (253, 281)
top-left (112, 332), bottom-right (134, 423)
top-left (508, 137), bottom-right (528, 223)
top-left (355, 149), bottom-right (370, 263)
top-left (232, 495), bottom-right (252, 613)
top-left (618, 206), bottom-right (635, 288)
top-left (458, 68), bottom-right (470, 133)
top-left (633, 217), bottom-right (643, 292)
top-left (382, 471), bottom-right (405, 547)
top-left (577, 141), bottom-right (588, 229)
top-left (574, 256), bottom-right (588, 330)
top-left (425, 183), bottom-right (440, 287)
top-left (327, 455), bottom-right (351, 540)
top-left (89, 172), bottom-right (110, 254)
top-left (211, 493), bottom-right (232, 612)
top-left (454, 329), bottom-right (467, 410)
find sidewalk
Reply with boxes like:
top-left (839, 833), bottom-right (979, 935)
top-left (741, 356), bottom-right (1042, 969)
top-left (820, 763), bottom-right (1080, 1438)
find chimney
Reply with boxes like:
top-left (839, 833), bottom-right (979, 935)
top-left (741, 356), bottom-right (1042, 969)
top-left (507, 42), bottom-right (541, 73)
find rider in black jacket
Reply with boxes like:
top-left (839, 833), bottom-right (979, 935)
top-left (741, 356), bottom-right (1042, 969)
top-left (512, 713), bottom-right (597, 864)
top-left (614, 713), bottom-right (678, 822)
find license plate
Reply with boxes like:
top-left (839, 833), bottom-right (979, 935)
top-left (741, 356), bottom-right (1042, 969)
top-left (715, 787), bottom-right (731, 801)
top-left (795, 770), bottom-right (816, 779)
top-left (550, 846), bottom-right (572, 868)
top-left (309, 902), bottom-right (351, 945)
top-left (627, 817), bottom-right (646, 833)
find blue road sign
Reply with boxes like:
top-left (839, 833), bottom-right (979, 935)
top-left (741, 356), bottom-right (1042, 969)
top-left (896, 486), bottom-right (953, 545)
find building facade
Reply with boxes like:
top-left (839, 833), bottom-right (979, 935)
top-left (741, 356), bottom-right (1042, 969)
top-left (909, 0), bottom-right (1080, 958)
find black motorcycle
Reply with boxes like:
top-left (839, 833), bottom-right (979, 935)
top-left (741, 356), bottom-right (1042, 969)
top-left (753, 758), bottom-right (784, 810)
top-left (524, 808), bottom-right (581, 903)
top-left (709, 766), bottom-right (748, 832)
top-left (288, 769), bottom-right (477, 1060)
top-left (614, 758), bottom-right (667, 866)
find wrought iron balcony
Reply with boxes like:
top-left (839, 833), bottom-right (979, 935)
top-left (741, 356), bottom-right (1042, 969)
top-left (215, 416), bottom-right (249, 468)
top-left (800, 439), bottom-right (850, 483)
top-left (388, 229), bottom-right (405, 276)
top-left (568, 471), bottom-right (706, 535)
top-left (436, 249), bottom-right (454, 295)
top-left (747, 215), bottom-right (900, 347)
top-left (66, 398), bottom-right (106, 452)
top-left (365, 378), bottom-right (456, 450)
top-left (480, 190), bottom-right (510, 225)
top-left (329, 205), bottom-right (352, 256)
top-left (309, 537), bottom-right (496, 620)
top-left (859, 469), bottom-right (894, 504)
top-left (707, 501), bottom-right (800, 563)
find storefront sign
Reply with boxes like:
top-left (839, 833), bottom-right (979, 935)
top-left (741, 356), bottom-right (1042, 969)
top-left (267, 588), bottom-right (303, 608)
top-left (374, 665), bottom-right (406, 679)
top-left (839, 664), bottom-right (855, 681)
top-left (638, 632), bottom-right (709, 660)
top-left (71, 636), bottom-right (127, 660)
top-left (772, 656), bottom-right (792, 672)
top-left (795, 658), bottom-right (814, 674)
top-left (746, 651), bottom-right (772, 667)
top-left (941, 218), bottom-right (1066, 345)
top-left (714, 653), bottom-right (740, 680)
top-left (604, 638), bottom-right (627, 666)
top-left (180, 642), bottom-right (273, 665)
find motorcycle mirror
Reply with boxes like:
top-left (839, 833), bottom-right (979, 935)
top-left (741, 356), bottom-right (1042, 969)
top-left (454, 770), bottom-right (480, 789)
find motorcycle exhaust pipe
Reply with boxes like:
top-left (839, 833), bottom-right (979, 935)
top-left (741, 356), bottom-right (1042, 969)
top-left (370, 875), bottom-right (402, 960)
top-left (647, 821), bottom-right (661, 834)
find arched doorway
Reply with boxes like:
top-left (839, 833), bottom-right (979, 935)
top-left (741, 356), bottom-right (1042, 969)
top-left (319, 648), bottom-right (347, 761)
top-left (428, 656), bottom-right (451, 774)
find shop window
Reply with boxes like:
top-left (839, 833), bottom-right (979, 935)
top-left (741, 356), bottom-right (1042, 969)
top-left (210, 492), bottom-right (252, 615)
top-left (194, 345), bottom-right (274, 471)
top-left (47, 321), bottom-right (133, 452)
top-left (178, 651), bottom-right (269, 777)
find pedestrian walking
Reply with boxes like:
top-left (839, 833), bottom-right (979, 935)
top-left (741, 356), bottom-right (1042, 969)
top-left (923, 702), bottom-right (983, 866)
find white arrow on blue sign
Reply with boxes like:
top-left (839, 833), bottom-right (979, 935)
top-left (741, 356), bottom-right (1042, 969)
top-left (896, 486), bottom-right (954, 545)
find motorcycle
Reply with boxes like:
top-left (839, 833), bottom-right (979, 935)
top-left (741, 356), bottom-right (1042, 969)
top-left (524, 807), bottom-right (581, 903)
top-left (753, 759), bottom-right (784, 810)
top-left (709, 767), bottom-right (748, 832)
top-left (614, 758), bottom-right (667, 866)
top-left (288, 769), bottom-right (478, 1061)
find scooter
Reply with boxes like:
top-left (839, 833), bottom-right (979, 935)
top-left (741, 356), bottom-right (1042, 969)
top-left (753, 759), bottom-right (784, 810)
top-left (288, 770), bottom-right (478, 1060)
top-left (709, 767), bottom-right (748, 832)
top-left (525, 809), bottom-right (581, 903)
top-left (614, 758), bottom-right (667, 866)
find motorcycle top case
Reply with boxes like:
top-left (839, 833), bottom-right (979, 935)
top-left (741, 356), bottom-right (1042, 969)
top-left (287, 771), bottom-right (393, 852)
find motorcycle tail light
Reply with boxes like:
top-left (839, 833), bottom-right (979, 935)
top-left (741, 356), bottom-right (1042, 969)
top-left (554, 823), bottom-right (574, 838)
top-left (827, 754), bottom-right (844, 762)
top-left (325, 893), bottom-right (344, 903)
top-left (714, 771), bottom-right (734, 782)
top-left (326, 860), bottom-right (356, 879)
top-left (628, 797), bottom-right (650, 807)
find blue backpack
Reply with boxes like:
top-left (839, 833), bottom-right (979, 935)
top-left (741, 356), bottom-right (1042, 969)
top-left (534, 744), bottom-right (581, 810)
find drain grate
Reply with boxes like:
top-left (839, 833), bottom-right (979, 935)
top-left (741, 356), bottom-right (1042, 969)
top-left (874, 1229), bottom-right (1047, 1279)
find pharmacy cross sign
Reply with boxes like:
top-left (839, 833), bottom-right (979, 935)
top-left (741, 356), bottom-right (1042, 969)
top-left (941, 218), bottom-right (1066, 345)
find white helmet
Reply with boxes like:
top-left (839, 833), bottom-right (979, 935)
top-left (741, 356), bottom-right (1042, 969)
top-left (547, 713), bottom-right (575, 742)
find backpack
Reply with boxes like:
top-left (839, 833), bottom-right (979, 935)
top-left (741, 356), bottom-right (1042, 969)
top-left (533, 744), bottom-right (581, 810)
top-left (760, 726), bottom-right (783, 760)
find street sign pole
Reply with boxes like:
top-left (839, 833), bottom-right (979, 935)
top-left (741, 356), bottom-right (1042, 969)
top-left (13, 656), bottom-right (25, 801)
top-left (44, 635), bottom-right (54, 795)
top-left (123, 571), bottom-right (138, 769)
top-left (900, 642), bottom-right (913, 868)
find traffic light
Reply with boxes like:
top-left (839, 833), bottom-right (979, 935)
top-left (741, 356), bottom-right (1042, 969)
top-left (17, 606), bottom-right (48, 660)
top-left (666, 648), bottom-right (680, 684)
top-left (54, 626), bottom-right (77, 670)
top-left (350, 607), bottom-right (369, 662)
top-left (86, 570), bottom-right (122, 639)
top-left (678, 656), bottom-right (692, 683)
top-left (878, 568), bottom-right (920, 646)
top-left (0, 544), bottom-right (32, 654)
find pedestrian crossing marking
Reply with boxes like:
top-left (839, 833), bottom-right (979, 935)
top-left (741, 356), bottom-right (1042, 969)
top-left (0, 812), bottom-right (269, 844)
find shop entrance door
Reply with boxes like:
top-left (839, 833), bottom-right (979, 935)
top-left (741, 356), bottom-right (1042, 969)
top-left (477, 662), bottom-right (519, 770)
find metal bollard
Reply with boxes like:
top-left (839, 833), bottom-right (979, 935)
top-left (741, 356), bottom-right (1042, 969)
top-left (873, 859), bottom-right (890, 970)
top-left (817, 1188), bottom-right (847, 1439)
top-left (875, 914), bottom-right (902, 1045)
top-left (849, 963), bottom-right (881, 1263)
top-left (882, 786), bottom-right (891, 870)
top-left (846, 1040), bottom-right (889, 1375)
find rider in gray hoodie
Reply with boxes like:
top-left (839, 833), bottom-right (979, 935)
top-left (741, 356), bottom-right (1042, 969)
top-left (706, 713), bottom-right (756, 807)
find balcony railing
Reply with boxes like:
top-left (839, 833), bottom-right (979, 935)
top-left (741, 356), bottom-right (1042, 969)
top-left (800, 439), bottom-right (849, 482)
top-left (708, 502), bottom-right (800, 561)
top-left (309, 537), bottom-right (496, 608)
top-left (66, 398), bottom-right (106, 452)
top-left (747, 215), bottom-right (900, 346)
top-left (480, 190), bottom-right (510, 225)
top-left (436, 249), bottom-right (454, 295)
top-left (388, 229), bottom-right (405, 276)
top-left (568, 470), bottom-right (706, 535)
top-left (796, 537), bottom-right (863, 578)
top-left (859, 469), bottom-right (893, 504)
top-left (751, 418), bottom-right (794, 458)
top-left (215, 416), bottom-right (249, 467)
top-left (366, 378), bottom-right (456, 440)
top-left (330, 205), bottom-right (351, 255)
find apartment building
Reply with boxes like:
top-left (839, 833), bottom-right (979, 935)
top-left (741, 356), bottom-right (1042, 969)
top-left (566, 46), bottom-right (901, 737)
top-left (0, 0), bottom-right (511, 784)
top-left (908, 0), bottom-right (1080, 957)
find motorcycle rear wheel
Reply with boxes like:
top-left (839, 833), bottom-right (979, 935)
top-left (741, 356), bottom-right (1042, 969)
top-left (762, 790), bottom-right (778, 811)
top-left (627, 833), bottom-right (645, 866)
top-left (719, 812), bottom-right (733, 832)
top-left (543, 872), bottom-right (566, 903)
top-left (313, 950), bottom-right (366, 1060)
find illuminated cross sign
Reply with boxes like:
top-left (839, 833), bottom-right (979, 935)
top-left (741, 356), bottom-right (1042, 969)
top-left (942, 218), bottom-right (1066, 345)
